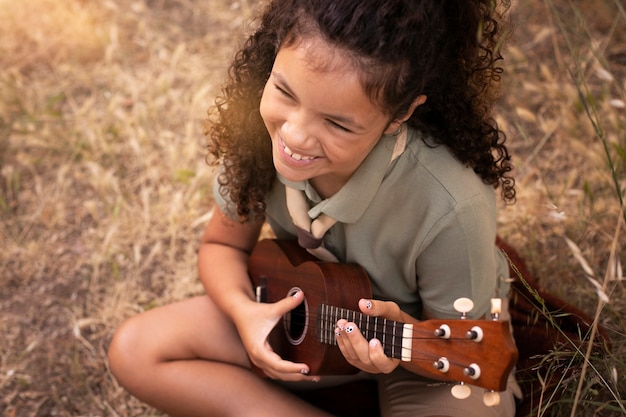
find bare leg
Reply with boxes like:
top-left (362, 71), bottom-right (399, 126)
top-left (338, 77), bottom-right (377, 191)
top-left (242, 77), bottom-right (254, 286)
top-left (108, 296), bottom-right (332, 417)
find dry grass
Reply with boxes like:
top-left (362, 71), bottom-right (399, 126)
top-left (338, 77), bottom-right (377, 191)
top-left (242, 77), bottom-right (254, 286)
top-left (0, 0), bottom-right (624, 416)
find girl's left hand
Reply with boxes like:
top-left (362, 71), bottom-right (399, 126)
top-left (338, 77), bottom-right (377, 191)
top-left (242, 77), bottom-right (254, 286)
top-left (334, 298), bottom-right (411, 374)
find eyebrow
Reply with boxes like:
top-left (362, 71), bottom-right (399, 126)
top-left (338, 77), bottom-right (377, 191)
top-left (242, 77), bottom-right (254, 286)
top-left (271, 71), bottom-right (367, 132)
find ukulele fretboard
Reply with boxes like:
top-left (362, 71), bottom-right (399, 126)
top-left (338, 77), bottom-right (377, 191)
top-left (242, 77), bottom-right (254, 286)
top-left (318, 304), bottom-right (413, 361)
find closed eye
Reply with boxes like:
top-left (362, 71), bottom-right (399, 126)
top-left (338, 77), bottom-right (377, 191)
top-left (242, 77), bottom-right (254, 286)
top-left (274, 83), bottom-right (294, 100)
top-left (327, 119), bottom-right (352, 133)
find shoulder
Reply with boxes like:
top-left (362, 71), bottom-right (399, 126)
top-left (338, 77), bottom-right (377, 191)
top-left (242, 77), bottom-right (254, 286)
top-left (399, 127), bottom-right (495, 205)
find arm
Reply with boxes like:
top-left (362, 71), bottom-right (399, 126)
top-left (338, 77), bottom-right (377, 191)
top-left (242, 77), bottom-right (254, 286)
top-left (197, 206), bottom-right (263, 320)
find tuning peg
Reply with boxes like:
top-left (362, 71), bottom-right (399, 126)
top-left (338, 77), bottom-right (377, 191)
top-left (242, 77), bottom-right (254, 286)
top-left (434, 324), bottom-right (451, 339)
top-left (465, 325), bottom-right (484, 342)
top-left (490, 298), bottom-right (502, 320)
top-left (433, 357), bottom-right (450, 373)
top-left (451, 382), bottom-right (471, 399)
top-left (453, 298), bottom-right (474, 319)
top-left (463, 363), bottom-right (481, 380)
top-left (483, 390), bottom-right (501, 406)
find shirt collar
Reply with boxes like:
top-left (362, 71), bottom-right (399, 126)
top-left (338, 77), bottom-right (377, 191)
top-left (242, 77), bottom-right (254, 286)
top-left (278, 132), bottom-right (401, 224)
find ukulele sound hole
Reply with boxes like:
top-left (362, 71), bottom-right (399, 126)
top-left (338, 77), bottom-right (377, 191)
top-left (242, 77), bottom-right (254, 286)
top-left (283, 287), bottom-right (308, 345)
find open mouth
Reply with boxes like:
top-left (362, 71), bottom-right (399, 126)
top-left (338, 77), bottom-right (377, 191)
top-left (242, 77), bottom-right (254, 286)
top-left (282, 139), bottom-right (316, 161)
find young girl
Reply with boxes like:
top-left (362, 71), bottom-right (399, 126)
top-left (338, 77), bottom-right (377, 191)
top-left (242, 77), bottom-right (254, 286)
top-left (108, 0), bottom-right (521, 416)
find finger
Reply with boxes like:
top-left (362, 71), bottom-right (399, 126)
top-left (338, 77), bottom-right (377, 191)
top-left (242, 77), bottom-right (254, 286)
top-left (264, 364), bottom-right (319, 382)
top-left (368, 338), bottom-right (400, 374)
top-left (340, 322), bottom-right (372, 365)
top-left (269, 363), bottom-right (321, 382)
top-left (335, 319), bottom-right (353, 357)
top-left (263, 367), bottom-right (320, 382)
top-left (359, 298), bottom-right (404, 321)
top-left (335, 320), bottom-right (359, 364)
top-left (272, 288), bottom-right (306, 315)
top-left (254, 351), bottom-right (318, 382)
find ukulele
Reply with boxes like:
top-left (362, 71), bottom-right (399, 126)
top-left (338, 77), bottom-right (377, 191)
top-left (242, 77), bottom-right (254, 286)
top-left (248, 239), bottom-right (518, 397)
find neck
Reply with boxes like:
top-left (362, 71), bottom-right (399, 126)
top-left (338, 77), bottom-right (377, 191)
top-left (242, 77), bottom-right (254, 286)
top-left (309, 174), bottom-right (349, 199)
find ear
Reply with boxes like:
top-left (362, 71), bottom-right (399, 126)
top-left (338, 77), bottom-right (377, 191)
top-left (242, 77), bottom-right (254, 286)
top-left (384, 95), bottom-right (427, 134)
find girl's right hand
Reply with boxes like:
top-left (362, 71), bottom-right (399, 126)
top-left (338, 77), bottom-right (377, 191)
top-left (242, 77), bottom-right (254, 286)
top-left (234, 289), bottom-right (320, 382)
top-left (197, 206), bottom-right (318, 381)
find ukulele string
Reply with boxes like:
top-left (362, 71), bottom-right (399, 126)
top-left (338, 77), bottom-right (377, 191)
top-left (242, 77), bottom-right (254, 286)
top-left (284, 307), bottom-right (484, 365)
top-left (285, 307), bottom-right (480, 340)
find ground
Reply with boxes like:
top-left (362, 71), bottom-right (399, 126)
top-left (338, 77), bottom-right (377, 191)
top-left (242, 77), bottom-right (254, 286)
top-left (0, 0), bottom-right (624, 416)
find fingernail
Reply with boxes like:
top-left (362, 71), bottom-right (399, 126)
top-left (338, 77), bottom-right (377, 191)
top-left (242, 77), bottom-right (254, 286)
top-left (335, 331), bottom-right (341, 336)
top-left (291, 290), bottom-right (300, 298)
top-left (301, 368), bottom-right (309, 375)
top-left (312, 377), bottom-right (320, 383)
top-left (346, 325), bottom-right (354, 334)
top-left (365, 300), bottom-right (372, 309)
top-left (370, 339), bottom-right (379, 347)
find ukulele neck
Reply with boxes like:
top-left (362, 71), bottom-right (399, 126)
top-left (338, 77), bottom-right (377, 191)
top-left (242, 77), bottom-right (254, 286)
top-left (318, 304), bottom-right (414, 361)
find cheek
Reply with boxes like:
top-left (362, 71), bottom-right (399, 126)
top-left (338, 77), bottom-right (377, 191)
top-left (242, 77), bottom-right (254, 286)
top-left (259, 86), bottom-right (271, 125)
top-left (259, 81), bottom-right (285, 127)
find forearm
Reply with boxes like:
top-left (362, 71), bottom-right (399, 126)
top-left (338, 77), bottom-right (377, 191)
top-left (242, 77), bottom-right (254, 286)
top-left (196, 204), bottom-right (264, 322)
top-left (198, 241), bottom-right (257, 323)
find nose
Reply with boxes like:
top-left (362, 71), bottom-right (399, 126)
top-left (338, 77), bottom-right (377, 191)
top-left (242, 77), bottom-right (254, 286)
top-left (281, 111), bottom-right (315, 149)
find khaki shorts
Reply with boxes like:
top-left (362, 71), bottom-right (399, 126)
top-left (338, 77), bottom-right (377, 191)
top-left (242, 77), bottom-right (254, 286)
top-left (283, 369), bottom-right (521, 417)
top-left (376, 368), bottom-right (520, 417)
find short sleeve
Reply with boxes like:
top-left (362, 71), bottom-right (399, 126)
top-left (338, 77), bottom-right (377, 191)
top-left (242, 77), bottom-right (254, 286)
top-left (415, 195), bottom-right (503, 319)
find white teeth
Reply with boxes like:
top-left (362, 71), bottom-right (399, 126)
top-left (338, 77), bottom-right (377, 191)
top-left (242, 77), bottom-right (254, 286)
top-left (283, 143), bottom-right (314, 161)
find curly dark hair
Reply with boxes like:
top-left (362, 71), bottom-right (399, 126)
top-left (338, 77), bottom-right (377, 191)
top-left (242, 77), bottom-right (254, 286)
top-left (206, 0), bottom-right (515, 221)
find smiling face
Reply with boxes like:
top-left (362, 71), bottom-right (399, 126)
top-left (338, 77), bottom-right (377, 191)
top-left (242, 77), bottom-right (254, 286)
top-left (259, 35), bottom-right (401, 198)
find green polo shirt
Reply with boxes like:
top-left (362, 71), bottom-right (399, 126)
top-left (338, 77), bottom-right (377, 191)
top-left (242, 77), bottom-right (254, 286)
top-left (215, 127), bottom-right (510, 320)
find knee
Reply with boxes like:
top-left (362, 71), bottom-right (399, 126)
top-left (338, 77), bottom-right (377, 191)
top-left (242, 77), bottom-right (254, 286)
top-left (107, 316), bottom-right (152, 391)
